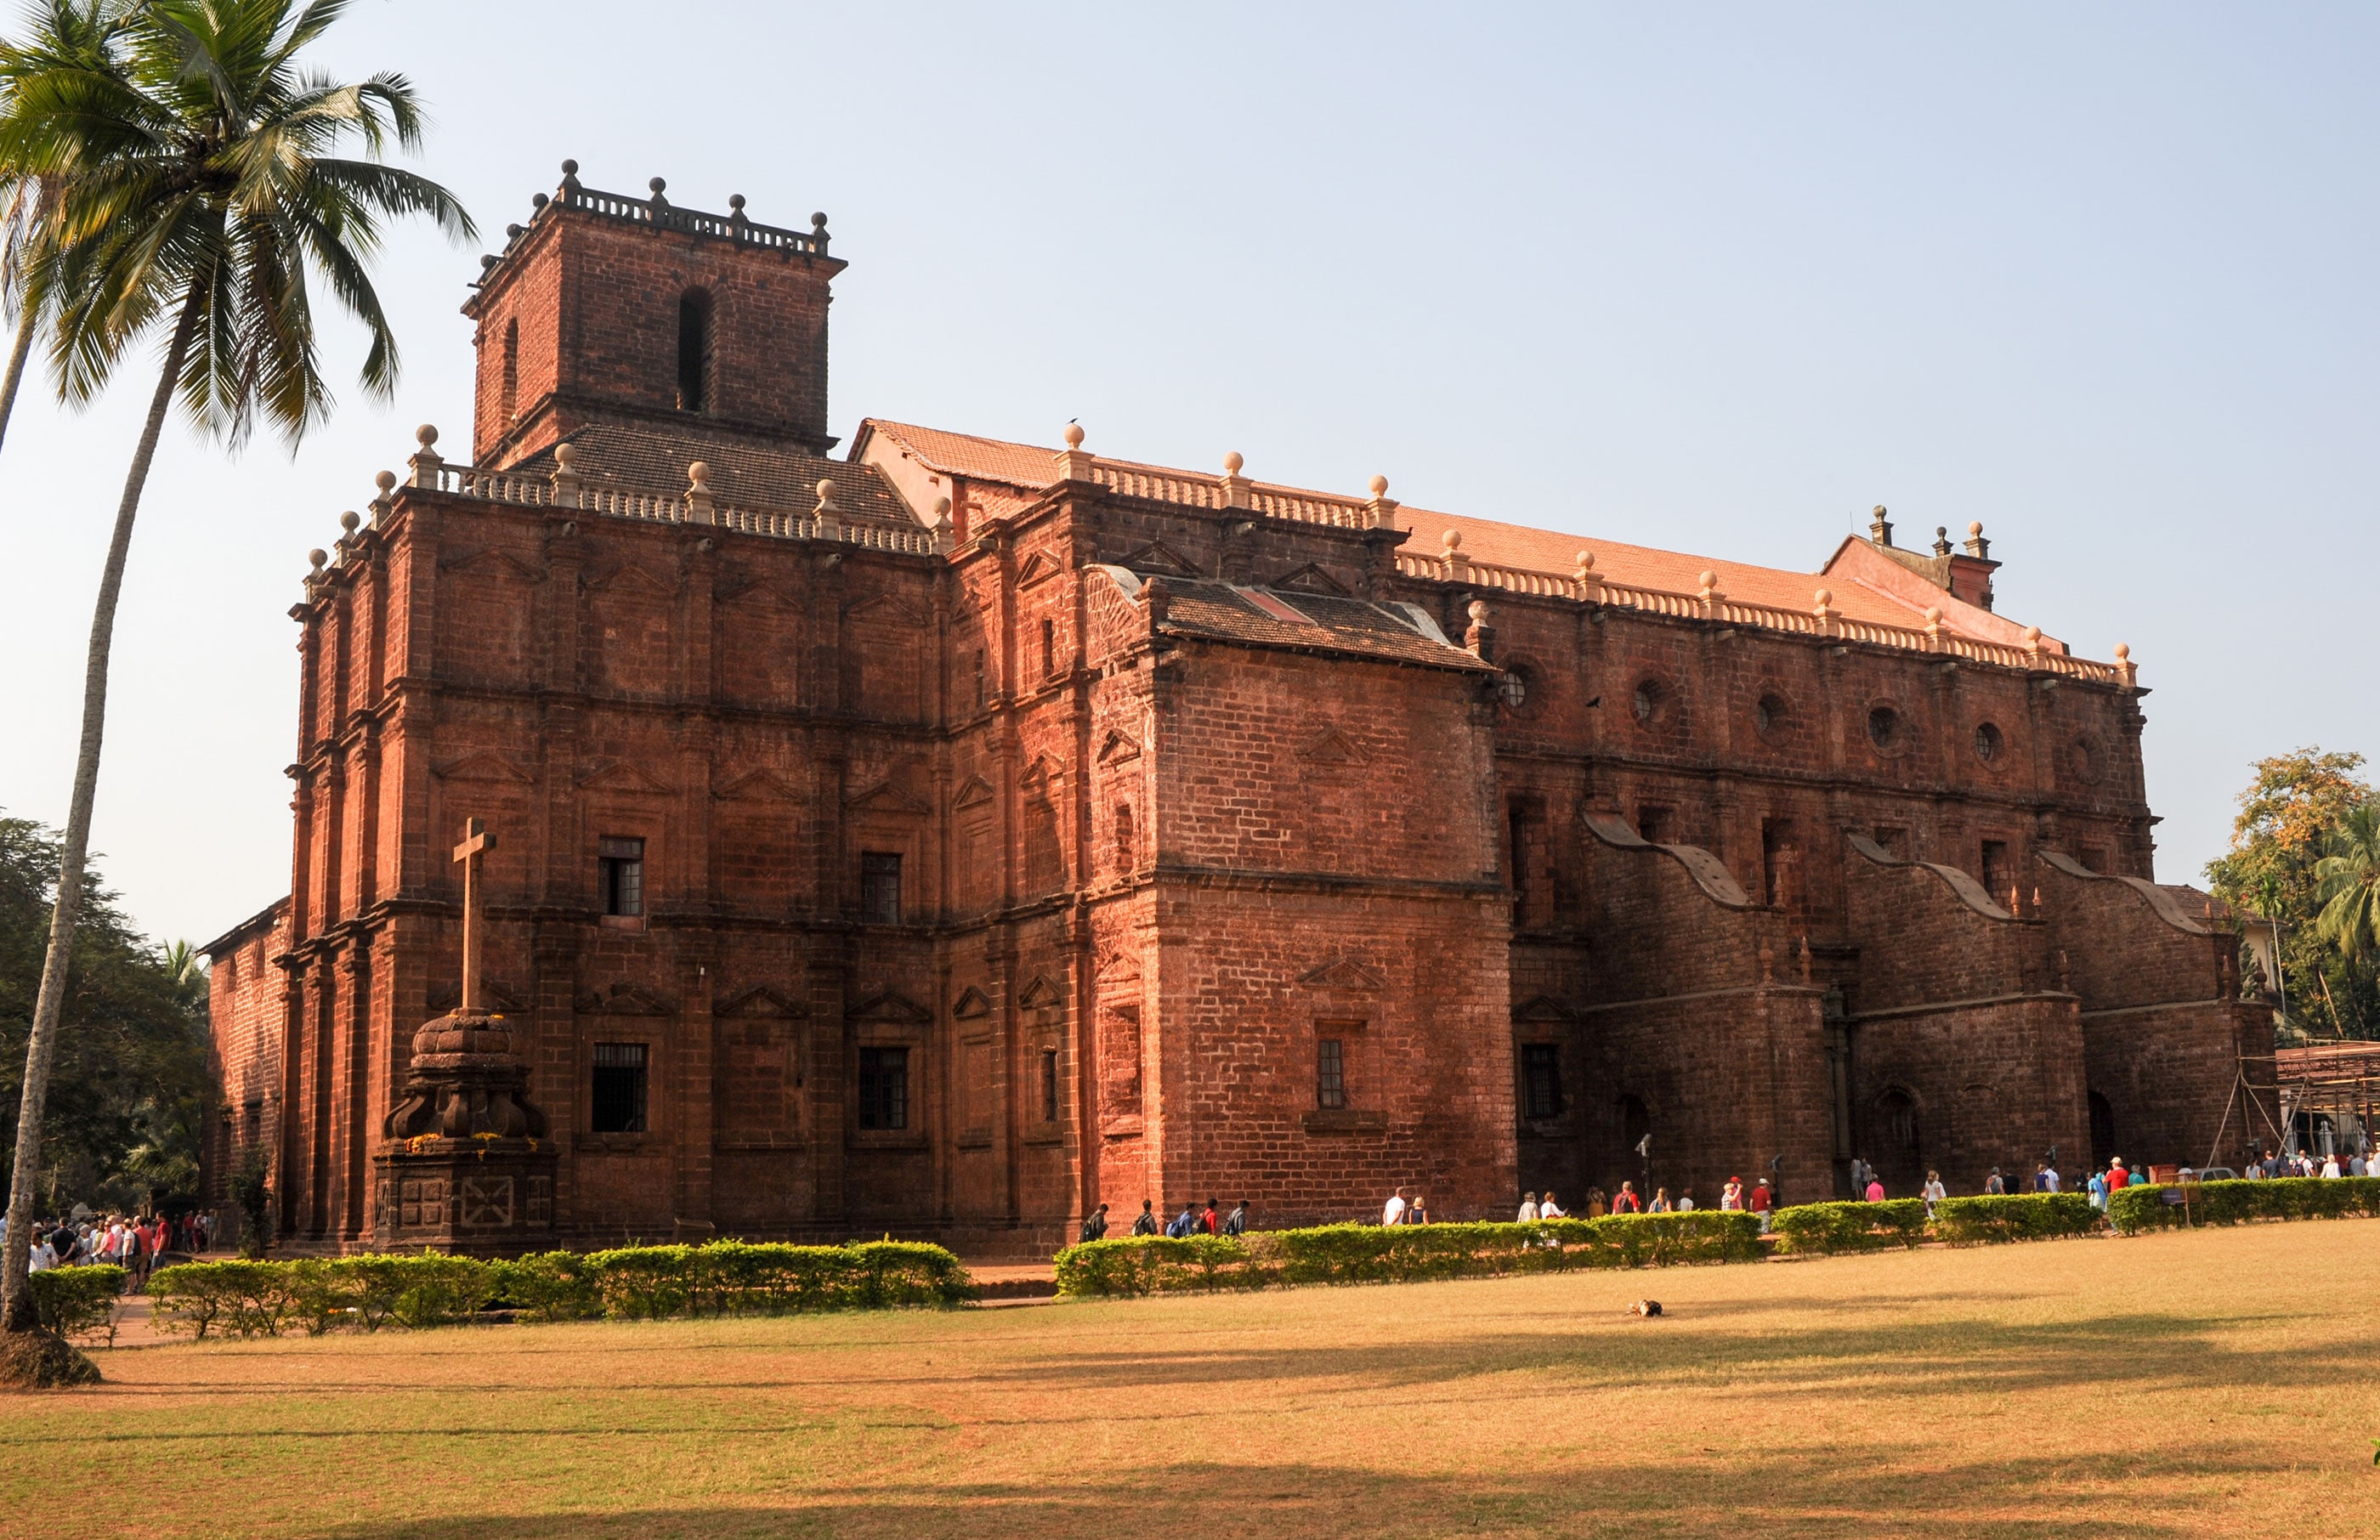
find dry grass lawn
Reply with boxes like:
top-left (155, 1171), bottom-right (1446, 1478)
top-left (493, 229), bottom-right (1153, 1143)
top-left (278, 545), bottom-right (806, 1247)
top-left (3, 1220), bottom-right (2376, 1537)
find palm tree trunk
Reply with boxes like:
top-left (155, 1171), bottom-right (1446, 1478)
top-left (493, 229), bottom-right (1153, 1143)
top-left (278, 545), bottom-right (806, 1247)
top-left (1, 286), bottom-right (200, 1335)
top-left (0, 303), bottom-right (36, 463)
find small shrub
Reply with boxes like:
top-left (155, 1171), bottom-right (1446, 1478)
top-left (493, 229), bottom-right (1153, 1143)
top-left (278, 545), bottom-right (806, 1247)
top-left (150, 1260), bottom-right (300, 1339)
top-left (1770, 1199), bottom-right (1930, 1256)
top-left (487, 1250), bottom-right (604, 1322)
top-left (2108, 1176), bottom-right (2380, 1234)
top-left (29, 1266), bottom-right (125, 1346)
top-left (1930, 1193), bottom-right (2100, 1245)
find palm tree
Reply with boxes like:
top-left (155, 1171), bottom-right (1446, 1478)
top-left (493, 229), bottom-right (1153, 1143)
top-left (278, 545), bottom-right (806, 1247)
top-left (2314, 803), bottom-right (2380, 967)
top-left (0, 0), bottom-right (472, 1345)
top-left (0, 1), bottom-right (136, 461)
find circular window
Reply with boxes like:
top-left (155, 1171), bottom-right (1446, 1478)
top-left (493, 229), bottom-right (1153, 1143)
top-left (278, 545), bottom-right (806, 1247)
top-left (1632, 679), bottom-right (1665, 727)
top-left (2070, 738), bottom-right (2101, 784)
top-left (1754, 693), bottom-right (1788, 738)
top-left (1867, 705), bottom-right (1901, 750)
top-left (1499, 666), bottom-right (1529, 711)
top-left (1974, 722), bottom-right (2003, 763)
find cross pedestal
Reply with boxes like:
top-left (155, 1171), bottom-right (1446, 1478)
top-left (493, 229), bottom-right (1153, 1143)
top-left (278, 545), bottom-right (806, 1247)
top-left (371, 818), bottom-right (558, 1254)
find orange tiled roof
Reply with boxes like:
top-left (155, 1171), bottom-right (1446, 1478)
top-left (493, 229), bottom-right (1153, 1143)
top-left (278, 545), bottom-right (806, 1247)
top-left (858, 420), bottom-right (2012, 639)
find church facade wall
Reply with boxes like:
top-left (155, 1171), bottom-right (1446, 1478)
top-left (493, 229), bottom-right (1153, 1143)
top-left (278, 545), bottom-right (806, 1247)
top-left (204, 182), bottom-right (2272, 1251)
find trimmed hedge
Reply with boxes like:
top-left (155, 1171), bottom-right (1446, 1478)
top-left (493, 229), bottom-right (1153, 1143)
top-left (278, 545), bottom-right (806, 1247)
top-left (150, 1240), bottom-right (973, 1339)
top-left (1053, 1213), bottom-right (1762, 1298)
top-left (29, 1265), bottom-right (125, 1345)
top-left (1769, 1199), bottom-right (1931, 1255)
top-left (1930, 1193), bottom-right (2100, 1246)
top-left (2108, 1176), bottom-right (2380, 1235)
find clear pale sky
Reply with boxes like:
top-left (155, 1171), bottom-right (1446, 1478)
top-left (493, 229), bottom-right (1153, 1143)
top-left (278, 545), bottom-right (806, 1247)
top-left (2, 3), bottom-right (2372, 948)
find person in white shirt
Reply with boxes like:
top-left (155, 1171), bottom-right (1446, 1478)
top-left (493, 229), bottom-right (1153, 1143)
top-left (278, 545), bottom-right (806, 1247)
top-left (29, 1239), bottom-right (58, 1273)
top-left (1677, 1194), bottom-right (1695, 1211)
top-left (2320, 1155), bottom-right (2342, 1179)
top-left (1538, 1192), bottom-right (1567, 1220)
top-left (1381, 1188), bottom-right (1408, 1227)
top-left (1921, 1171), bottom-right (1947, 1218)
top-left (1516, 1192), bottom-right (1539, 1222)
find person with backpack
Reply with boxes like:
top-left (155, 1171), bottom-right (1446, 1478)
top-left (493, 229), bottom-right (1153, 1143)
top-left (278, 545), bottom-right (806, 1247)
top-left (1078, 1204), bottom-right (1109, 1243)
top-left (1131, 1200), bottom-right (1159, 1237)
top-left (1201, 1199), bottom-right (1221, 1235)
top-left (1164, 1203), bottom-right (1199, 1238)
top-left (1222, 1200), bottom-right (1249, 1237)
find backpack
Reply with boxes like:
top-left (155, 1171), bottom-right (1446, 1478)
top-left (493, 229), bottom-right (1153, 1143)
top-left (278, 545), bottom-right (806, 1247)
top-left (1164, 1209), bottom-right (1195, 1238)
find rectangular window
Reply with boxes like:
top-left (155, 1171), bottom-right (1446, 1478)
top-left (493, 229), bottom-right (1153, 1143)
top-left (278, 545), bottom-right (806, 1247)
top-left (1522, 1043), bottom-right (1563, 1120)
top-left (1040, 1048), bottom-right (1060, 1123)
top-left (1041, 618), bottom-right (1057, 679)
top-left (1762, 818), bottom-right (1798, 908)
top-left (591, 1042), bottom-right (649, 1133)
top-left (1508, 806), bottom-right (1530, 926)
top-left (1316, 1038), bottom-right (1347, 1110)
top-left (599, 837), bottom-right (645, 917)
top-left (858, 1046), bottom-right (910, 1130)
top-left (1636, 805), bottom-right (1672, 844)
top-left (1981, 840), bottom-right (2013, 899)
top-left (2077, 845), bottom-right (2106, 875)
top-left (1873, 826), bottom-right (1907, 859)
top-left (859, 852), bottom-right (903, 925)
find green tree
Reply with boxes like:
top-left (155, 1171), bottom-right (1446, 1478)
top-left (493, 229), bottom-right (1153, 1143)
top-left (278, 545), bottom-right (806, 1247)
top-left (0, 1), bottom-right (136, 459)
top-left (0, 815), bottom-right (207, 1217)
top-left (2206, 748), bottom-right (2379, 1039)
top-left (2313, 803), bottom-right (2380, 965)
top-left (0, 0), bottom-right (472, 1340)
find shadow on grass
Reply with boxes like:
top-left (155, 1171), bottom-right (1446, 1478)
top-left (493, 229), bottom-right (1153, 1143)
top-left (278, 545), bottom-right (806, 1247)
top-left (301, 1451), bottom-right (2275, 1540)
top-left (969, 1309), bottom-right (2367, 1405)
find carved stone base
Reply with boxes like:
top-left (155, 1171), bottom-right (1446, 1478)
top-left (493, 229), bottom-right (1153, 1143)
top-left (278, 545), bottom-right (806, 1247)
top-left (371, 1140), bottom-right (558, 1254)
top-left (371, 1008), bottom-right (558, 1254)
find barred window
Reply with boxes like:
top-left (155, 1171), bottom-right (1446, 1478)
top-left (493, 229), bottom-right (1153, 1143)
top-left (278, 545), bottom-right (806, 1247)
top-left (600, 837), bottom-right (644, 917)
top-left (592, 1042), bottom-right (648, 1133)
top-left (858, 1046), bottom-right (910, 1130)
top-left (1522, 1043), bottom-right (1563, 1120)
top-left (859, 852), bottom-right (903, 925)
top-left (1316, 1039), bottom-right (1346, 1110)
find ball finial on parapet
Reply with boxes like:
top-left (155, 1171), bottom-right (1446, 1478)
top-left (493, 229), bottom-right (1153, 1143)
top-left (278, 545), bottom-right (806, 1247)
top-left (1468, 598), bottom-right (1491, 626)
top-left (1441, 527), bottom-right (1462, 552)
top-left (688, 461), bottom-right (710, 492)
top-left (339, 511), bottom-right (360, 534)
top-left (649, 177), bottom-right (666, 195)
top-left (1063, 422), bottom-right (1085, 450)
top-left (1223, 450), bottom-right (1244, 474)
top-left (416, 424), bottom-right (439, 450)
top-left (1369, 474), bottom-right (1390, 498)
top-left (374, 470), bottom-right (397, 494)
top-left (308, 548), bottom-right (327, 571)
top-left (2114, 643), bottom-right (2130, 661)
top-left (728, 193), bottom-right (746, 212)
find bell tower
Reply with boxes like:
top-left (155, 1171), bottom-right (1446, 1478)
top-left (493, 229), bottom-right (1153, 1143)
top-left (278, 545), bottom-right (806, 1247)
top-left (462, 160), bottom-right (847, 468)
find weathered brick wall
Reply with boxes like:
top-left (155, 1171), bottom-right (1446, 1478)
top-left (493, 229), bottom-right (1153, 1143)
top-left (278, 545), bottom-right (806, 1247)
top-left (200, 903), bottom-right (290, 1206)
top-left (2036, 852), bottom-right (2278, 1168)
top-left (468, 205), bottom-right (841, 467)
top-left (1851, 997), bottom-right (2090, 1197)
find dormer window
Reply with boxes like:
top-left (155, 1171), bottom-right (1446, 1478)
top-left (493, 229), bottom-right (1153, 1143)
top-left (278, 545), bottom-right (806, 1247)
top-left (677, 289), bottom-right (713, 412)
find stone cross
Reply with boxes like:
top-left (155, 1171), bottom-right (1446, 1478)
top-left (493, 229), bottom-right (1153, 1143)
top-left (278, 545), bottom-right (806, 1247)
top-left (453, 817), bottom-right (495, 1014)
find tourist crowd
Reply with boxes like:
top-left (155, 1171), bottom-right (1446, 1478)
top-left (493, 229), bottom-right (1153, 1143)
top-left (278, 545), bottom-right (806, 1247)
top-left (7, 1209), bottom-right (213, 1290)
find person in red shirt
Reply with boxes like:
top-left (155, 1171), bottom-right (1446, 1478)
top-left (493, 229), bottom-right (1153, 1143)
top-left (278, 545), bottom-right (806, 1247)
top-left (1748, 1177), bottom-right (1775, 1233)
top-left (1201, 1199), bottom-right (1221, 1235)
top-left (2105, 1158), bottom-right (2128, 1193)
top-left (1611, 1181), bottom-right (1642, 1214)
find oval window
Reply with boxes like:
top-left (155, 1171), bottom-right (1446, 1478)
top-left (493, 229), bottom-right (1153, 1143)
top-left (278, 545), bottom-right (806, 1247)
top-left (1499, 667), bottom-right (1529, 711)
top-left (1867, 705), bottom-right (1901, 750)
top-left (1632, 679), bottom-right (1664, 726)
top-left (1755, 693), bottom-right (1788, 737)
top-left (1975, 722), bottom-right (2003, 763)
top-left (2071, 739), bottom-right (2100, 784)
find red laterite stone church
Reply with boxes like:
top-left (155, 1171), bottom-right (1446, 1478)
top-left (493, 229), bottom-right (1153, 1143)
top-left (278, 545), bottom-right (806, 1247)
top-left (201, 163), bottom-right (2276, 1252)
